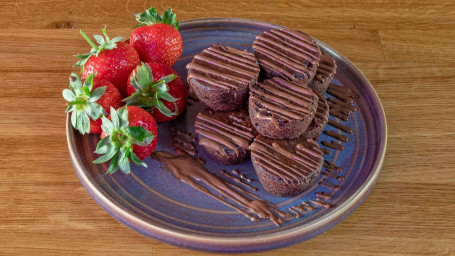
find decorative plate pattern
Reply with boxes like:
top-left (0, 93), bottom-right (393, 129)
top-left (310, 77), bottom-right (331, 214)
top-left (67, 18), bottom-right (387, 252)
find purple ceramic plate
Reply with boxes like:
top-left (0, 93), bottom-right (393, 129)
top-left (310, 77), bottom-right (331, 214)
top-left (67, 18), bottom-right (387, 252)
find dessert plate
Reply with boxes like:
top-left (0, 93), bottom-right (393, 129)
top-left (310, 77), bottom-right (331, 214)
top-left (67, 18), bottom-right (387, 252)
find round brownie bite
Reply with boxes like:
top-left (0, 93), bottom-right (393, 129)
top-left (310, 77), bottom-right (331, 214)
top-left (253, 28), bottom-right (321, 83)
top-left (194, 108), bottom-right (258, 165)
top-left (308, 52), bottom-right (337, 94)
top-left (249, 77), bottom-right (318, 139)
top-left (186, 44), bottom-right (260, 111)
top-left (302, 91), bottom-right (330, 139)
top-left (250, 134), bottom-right (324, 197)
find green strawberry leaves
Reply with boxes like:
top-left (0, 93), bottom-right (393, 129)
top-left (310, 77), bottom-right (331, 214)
top-left (134, 7), bottom-right (179, 30)
top-left (63, 73), bottom-right (107, 134)
top-left (123, 62), bottom-right (179, 117)
top-left (75, 27), bottom-right (124, 71)
top-left (93, 107), bottom-right (154, 174)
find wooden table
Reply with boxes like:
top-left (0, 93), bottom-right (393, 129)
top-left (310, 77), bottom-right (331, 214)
top-left (1, 1), bottom-right (454, 255)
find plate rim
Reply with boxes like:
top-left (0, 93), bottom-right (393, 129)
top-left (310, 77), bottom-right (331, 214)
top-left (66, 17), bottom-right (387, 252)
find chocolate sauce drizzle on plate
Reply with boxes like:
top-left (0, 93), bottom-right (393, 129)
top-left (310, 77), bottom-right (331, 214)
top-left (170, 127), bottom-right (198, 157)
top-left (153, 151), bottom-right (289, 226)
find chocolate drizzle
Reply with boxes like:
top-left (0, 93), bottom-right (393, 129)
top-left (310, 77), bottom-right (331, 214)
top-left (313, 53), bottom-right (336, 83)
top-left (195, 109), bottom-right (256, 157)
top-left (253, 28), bottom-right (321, 81)
top-left (323, 131), bottom-right (349, 142)
top-left (170, 127), bottom-right (198, 157)
top-left (153, 151), bottom-right (286, 226)
top-left (250, 77), bottom-right (318, 123)
top-left (303, 91), bottom-right (329, 138)
top-left (250, 136), bottom-right (324, 184)
top-left (327, 119), bottom-right (353, 134)
top-left (186, 44), bottom-right (260, 92)
top-left (220, 170), bottom-right (257, 191)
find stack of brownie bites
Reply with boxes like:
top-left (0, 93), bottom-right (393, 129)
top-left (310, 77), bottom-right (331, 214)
top-left (186, 28), bottom-right (337, 197)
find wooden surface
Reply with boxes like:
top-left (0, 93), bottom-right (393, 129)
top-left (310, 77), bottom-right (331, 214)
top-left (1, 0), bottom-right (454, 255)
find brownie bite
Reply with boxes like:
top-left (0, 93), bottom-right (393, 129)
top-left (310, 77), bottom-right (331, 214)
top-left (308, 52), bottom-right (337, 94)
top-left (253, 28), bottom-right (321, 83)
top-left (250, 134), bottom-right (324, 197)
top-left (249, 77), bottom-right (318, 139)
top-left (195, 108), bottom-right (258, 165)
top-left (302, 91), bottom-right (330, 139)
top-left (186, 44), bottom-right (260, 111)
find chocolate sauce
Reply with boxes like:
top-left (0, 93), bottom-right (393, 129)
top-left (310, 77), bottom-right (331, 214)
top-left (329, 109), bottom-right (350, 122)
top-left (328, 83), bottom-right (359, 99)
top-left (322, 170), bottom-right (345, 181)
top-left (309, 198), bottom-right (331, 209)
top-left (253, 28), bottom-right (321, 81)
top-left (313, 53), bottom-right (336, 83)
top-left (322, 148), bottom-right (331, 155)
top-left (327, 119), bottom-right (353, 134)
top-left (315, 192), bottom-right (333, 200)
top-left (153, 151), bottom-right (286, 226)
top-left (289, 207), bottom-right (301, 218)
top-left (323, 131), bottom-right (350, 142)
top-left (170, 127), bottom-right (198, 157)
top-left (220, 170), bottom-right (257, 191)
top-left (186, 44), bottom-right (260, 91)
top-left (319, 178), bottom-right (342, 191)
top-left (321, 141), bottom-right (345, 150)
top-left (324, 160), bottom-right (343, 173)
top-left (327, 97), bottom-right (357, 112)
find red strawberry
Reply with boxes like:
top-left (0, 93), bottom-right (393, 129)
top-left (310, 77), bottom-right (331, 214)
top-left (63, 73), bottom-right (122, 134)
top-left (130, 7), bottom-right (182, 66)
top-left (124, 62), bottom-right (187, 122)
top-left (89, 79), bottom-right (123, 133)
top-left (75, 27), bottom-right (140, 96)
top-left (95, 106), bottom-right (158, 174)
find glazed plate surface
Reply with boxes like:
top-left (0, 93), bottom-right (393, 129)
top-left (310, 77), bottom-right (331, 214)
top-left (67, 18), bottom-right (387, 252)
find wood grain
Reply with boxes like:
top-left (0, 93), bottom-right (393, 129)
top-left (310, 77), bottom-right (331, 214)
top-left (1, 0), bottom-right (454, 255)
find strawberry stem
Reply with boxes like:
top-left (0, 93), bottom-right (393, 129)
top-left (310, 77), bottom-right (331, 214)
top-left (80, 30), bottom-right (99, 51)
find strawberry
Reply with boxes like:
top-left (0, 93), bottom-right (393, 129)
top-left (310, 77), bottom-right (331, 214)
top-left (63, 73), bottom-right (122, 134)
top-left (94, 106), bottom-right (158, 174)
top-left (75, 27), bottom-right (140, 96)
top-left (124, 62), bottom-right (187, 122)
top-left (130, 7), bottom-right (182, 66)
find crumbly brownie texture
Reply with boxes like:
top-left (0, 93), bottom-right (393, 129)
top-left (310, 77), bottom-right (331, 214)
top-left (252, 28), bottom-right (321, 83)
top-left (250, 134), bottom-right (324, 197)
top-left (308, 52), bottom-right (337, 94)
top-left (186, 44), bottom-right (260, 111)
top-left (249, 77), bottom-right (318, 139)
top-left (194, 108), bottom-right (258, 165)
top-left (302, 91), bottom-right (330, 139)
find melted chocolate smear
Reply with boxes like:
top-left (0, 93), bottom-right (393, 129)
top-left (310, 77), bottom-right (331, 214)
top-left (220, 170), bottom-right (257, 191)
top-left (323, 131), bottom-right (350, 142)
top-left (153, 151), bottom-right (286, 226)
